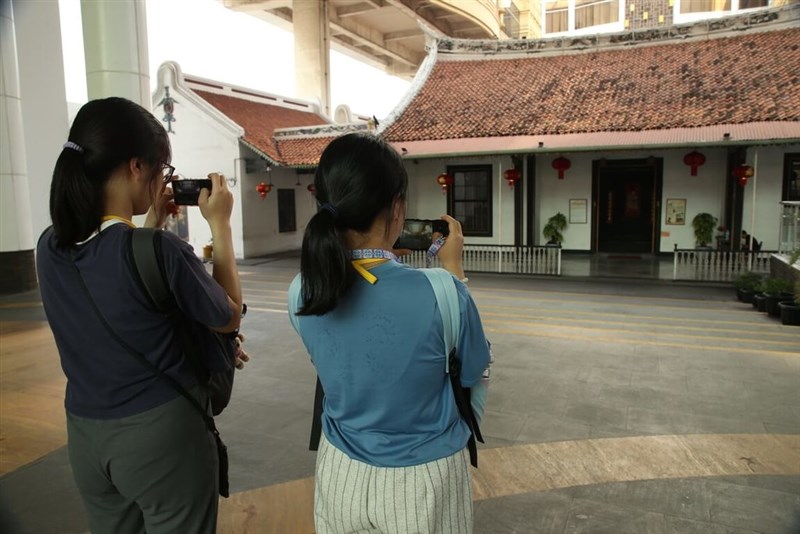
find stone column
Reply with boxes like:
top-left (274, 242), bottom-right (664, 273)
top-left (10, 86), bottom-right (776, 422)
top-left (81, 0), bottom-right (150, 108)
top-left (14, 0), bottom-right (70, 244)
top-left (0, 0), bottom-right (36, 294)
top-left (293, 0), bottom-right (331, 117)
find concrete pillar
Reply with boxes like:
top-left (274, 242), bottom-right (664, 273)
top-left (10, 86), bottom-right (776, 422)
top-left (15, 0), bottom-right (70, 244)
top-left (81, 0), bottom-right (150, 109)
top-left (0, 0), bottom-right (36, 294)
top-left (293, 0), bottom-right (331, 117)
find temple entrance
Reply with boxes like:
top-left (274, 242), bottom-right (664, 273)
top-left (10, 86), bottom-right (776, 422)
top-left (592, 159), bottom-right (662, 254)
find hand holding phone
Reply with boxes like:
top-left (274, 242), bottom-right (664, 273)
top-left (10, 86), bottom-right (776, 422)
top-left (172, 179), bottom-right (212, 206)
top-left (393, 219), bottom-right (451, 251)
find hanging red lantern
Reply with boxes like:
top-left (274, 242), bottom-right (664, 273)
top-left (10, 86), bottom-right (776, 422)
top-left (256, 182), bottom-right (272, 199)
top-left (552, 157), bottom-right (571, 180)
top-left (503, 168), bottom-right (522, 189)
top-left (683, 151), bottom-right (706, 176)
top-left (732, 164), bottom-right (754, 187)
top-left (436, 172), bottom-right (454, 194)
top-left (307, 183), bottom-right (317, 195)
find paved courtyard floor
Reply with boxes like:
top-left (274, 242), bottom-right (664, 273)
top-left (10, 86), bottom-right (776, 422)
top-left (1, 255), bottom-right (799, 533)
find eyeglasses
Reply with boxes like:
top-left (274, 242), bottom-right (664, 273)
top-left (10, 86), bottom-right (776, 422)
top-left (161, 163), bottom-right (175, 183)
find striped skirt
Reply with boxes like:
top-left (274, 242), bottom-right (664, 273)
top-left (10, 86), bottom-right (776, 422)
top-left (315, 433), bottom-right (473, 534)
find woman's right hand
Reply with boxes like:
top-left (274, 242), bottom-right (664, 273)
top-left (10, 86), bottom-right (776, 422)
top-left (198, 172), bottom-right (233, 228)
top-left (437, 215), bottom-right (465, 279)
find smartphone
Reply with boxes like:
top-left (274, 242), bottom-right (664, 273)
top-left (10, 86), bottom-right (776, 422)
top-left (172, 179), bottom-right (212, 206)
top-left (393, 219), bottom-right (450, 251)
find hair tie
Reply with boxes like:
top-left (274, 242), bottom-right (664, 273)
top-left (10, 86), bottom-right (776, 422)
top-left (321, 203), bottom-right (339, 220)
top-left (63, 141), bottom-right (84, 154)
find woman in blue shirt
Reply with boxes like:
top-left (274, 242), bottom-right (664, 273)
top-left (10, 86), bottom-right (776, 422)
top-left (289, 133), bottom-right (490, 533)
top-left (37, 97), bottom-right (243, 533)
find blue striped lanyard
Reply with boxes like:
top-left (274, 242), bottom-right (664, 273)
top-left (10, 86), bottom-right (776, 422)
top-left (348, 249), bottom-right (398, 284)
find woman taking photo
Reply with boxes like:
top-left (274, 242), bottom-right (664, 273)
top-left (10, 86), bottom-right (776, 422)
top-left (288, 133), bottom-right (490, 533)
top-left (36, 97), bottom-right (242, 533)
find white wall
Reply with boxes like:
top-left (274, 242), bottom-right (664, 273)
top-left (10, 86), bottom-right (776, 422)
top-left (240, 160), bottom-right (318, 257)
top-left (658, 148), bottom-right (727, 252)
top-left (742, 145), bottom-right (795, 251)
top-left (536, 153), bottom-right (593, 250)
top-left (153, 80), bottom-right (244, 258)
top-left (405, 155), bottom-right (518, 245)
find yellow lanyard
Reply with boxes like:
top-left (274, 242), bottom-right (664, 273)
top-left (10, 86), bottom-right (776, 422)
top-left (101, 215), bottom-right (136, 228)
top-left (348, 249), bottom-right (398, 284)
top-left (351, 259), bottom-right (386, 285)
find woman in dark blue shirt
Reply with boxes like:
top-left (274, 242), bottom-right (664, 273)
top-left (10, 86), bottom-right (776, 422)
top-left (36, 97), bottom-right (242, 534)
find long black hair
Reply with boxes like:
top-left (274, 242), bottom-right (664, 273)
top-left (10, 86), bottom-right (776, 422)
top-left (297, 132), bottom-right (408, 316)
top-left (50, 97), bottom-right (170, 248)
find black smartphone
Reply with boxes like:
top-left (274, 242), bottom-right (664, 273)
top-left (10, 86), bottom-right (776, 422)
top-left (172, 179), bottom-right (212, 206)
top-left (393, 219), bottom-right (451, 251)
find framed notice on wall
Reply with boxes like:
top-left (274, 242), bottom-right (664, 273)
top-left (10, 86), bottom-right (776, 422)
top-left (569, 199), bottom-right (588, 224)
top-left (666, 198), bottom-right (686, 225)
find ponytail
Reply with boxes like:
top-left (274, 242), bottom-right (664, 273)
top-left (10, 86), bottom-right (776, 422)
top-left (296, 132), bottom-right (408, 316)
top-left (50, 148), bottom-right (103, 247)
top-left (297, 208), bottom-right (353, 315)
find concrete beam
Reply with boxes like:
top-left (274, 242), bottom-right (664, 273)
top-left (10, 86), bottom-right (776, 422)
top-left (328, 9), bottom-right (421, 68)
top-left (337, 0), bottom-right (385, 18)
top-left (384, 28), bottom-right (422, 41)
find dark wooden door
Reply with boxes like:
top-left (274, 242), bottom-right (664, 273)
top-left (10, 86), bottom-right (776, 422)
top-left (596, 165), bottom-right (656, 253)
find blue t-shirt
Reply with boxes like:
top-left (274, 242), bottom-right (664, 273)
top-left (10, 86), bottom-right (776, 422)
top-left (36, 223), bottom-right (232, 419)
top-left (288, 260), bottom-right (490, 467)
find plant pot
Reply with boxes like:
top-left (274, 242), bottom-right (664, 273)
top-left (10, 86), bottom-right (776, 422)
top-left (765, 292), bottom-right (795, 317)
top-left (753, 293), bottom-right (767, 312)
top-left (740, 289), bottom-right (754, 303)
top-left (779, 301), bottom-right (800, 326)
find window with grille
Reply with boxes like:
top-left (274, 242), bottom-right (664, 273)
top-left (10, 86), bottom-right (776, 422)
top-left (545, 0), bottom-right (621, 34)
top-left (784, 154), bottom-right (800, 202)
top-left (447, 165), bottom-right (493, 237)
top-left (278, 189), bottom-right (296, 233)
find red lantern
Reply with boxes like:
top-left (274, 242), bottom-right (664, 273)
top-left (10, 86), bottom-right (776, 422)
top-left (683, 151), bottom-right (706, 176)
top-left (436, 172), bottom-right (454, 194)
top-left (256, 182), bottom-right (272, 199)
top-left (552, 157), bottom-right (571, 180)
top-left (307, 183), bottom-right (317, 195)
top-left (503, 168), bottom-right (521, 189)
top-left (732, 164), bottom-right (754, 187)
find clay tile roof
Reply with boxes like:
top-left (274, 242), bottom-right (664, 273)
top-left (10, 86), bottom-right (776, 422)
top-left (383, 28), bottom-right (800, 143)
top-left (193, 89), bottom-right (329, 165)
top-left (274, 137), bottom-right (337, 167)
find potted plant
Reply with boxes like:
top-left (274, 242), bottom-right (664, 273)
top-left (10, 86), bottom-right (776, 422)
top-left (691, 212), bottom-right (718, 249)
top-left (778, 280), bottom-right (800, 326)
top-left (762, 277), bottom-right (794, 317)
top-left (734, 271), bottom-right (762, 303)
top-left (543, 212), bottom-right (568, 246)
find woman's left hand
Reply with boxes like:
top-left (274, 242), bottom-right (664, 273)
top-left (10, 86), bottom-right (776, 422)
top-left (234, 333), bottom-right (250, 370)
top-left (144, 184), bottom-right (177, 229)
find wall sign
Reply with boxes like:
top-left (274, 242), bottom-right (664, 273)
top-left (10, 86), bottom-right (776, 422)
top-left (569, 199), bottom-right (588, 224)
top-left (665, 198), bottom-right (686, 225)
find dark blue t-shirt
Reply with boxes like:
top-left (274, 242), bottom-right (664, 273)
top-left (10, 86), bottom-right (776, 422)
top-left (36, 223), bottom-right (232, 419)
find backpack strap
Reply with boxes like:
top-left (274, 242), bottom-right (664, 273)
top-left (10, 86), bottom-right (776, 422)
top-left (421, 268), bottom-right (459, 373)
top-left (421, 268), bottom-right (483, 468)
